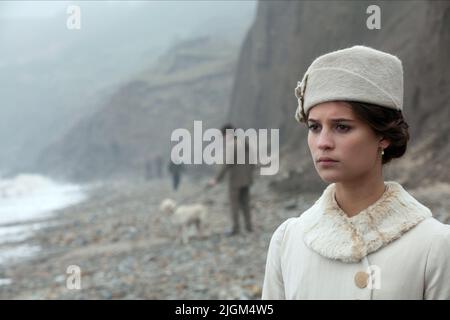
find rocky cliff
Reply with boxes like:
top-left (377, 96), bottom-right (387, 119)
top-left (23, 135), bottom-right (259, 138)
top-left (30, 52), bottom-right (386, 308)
top-left (37, 36), bottom-right (239, 181)
top-left (228, 0), bottom-right (450, 192)
top-left (37, 1), bottom-right (449, 187)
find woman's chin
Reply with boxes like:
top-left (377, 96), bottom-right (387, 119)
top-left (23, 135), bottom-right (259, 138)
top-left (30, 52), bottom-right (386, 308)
top-left (317, 171), bottom-right (341, 183)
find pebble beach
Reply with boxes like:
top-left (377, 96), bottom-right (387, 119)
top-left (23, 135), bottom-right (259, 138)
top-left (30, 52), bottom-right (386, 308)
top-left (1, 175), bottom-right (448, 299)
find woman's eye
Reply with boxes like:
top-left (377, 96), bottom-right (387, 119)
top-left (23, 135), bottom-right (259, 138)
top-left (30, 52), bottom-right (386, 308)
top-left (336, 124), bottom-right (351, 132)
top-left (308, 124), bottom-right (350, 132)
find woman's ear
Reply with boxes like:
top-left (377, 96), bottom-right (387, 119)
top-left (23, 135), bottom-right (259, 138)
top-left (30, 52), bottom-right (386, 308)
top-left (379, 137), bottom-right (390, 150)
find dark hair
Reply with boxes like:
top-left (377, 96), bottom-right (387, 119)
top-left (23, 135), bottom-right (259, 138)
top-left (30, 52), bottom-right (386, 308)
top-left (220, 123), bottom-right (235, 135)
top-left (304, 101), bottom-right (410, 165)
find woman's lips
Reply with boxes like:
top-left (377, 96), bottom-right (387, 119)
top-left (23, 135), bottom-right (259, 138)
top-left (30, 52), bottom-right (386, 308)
top-left (317, 158), bottom-right (339, 167)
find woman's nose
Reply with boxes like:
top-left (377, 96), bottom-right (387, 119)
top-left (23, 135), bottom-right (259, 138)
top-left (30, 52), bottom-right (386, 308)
top-left (317, 130), bottom-right (335, 150)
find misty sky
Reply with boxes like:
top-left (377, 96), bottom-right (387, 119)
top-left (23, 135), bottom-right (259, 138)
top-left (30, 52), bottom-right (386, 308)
top-left (0, 1), bottom-right (257, 173)
top-left (0, 1), bottom-right (67, 18)
top-left (0, 1), bottom-right (255, 18)
top-left (0, 1), bottom-right (187, 18)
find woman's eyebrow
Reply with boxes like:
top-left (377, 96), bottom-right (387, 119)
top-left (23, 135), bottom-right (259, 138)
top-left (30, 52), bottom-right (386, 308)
top-left (308, 118), bottom-right (355, 123)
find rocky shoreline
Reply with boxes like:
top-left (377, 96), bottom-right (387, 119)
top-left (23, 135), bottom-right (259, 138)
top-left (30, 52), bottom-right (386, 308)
top-left (0, 176), bottom-right (318, 299)
top-left (0, 176), bottom-right (448, 299)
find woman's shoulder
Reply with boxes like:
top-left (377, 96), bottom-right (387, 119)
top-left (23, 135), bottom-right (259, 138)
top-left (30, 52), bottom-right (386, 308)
top-left (419, 218), bottom-right (450, 280)
top-left (424, 217), bottom-right (450, 239)
top-left (270, 217), bottom-right (297, 240)
top-left (270, 205), bottom-right (320, 242)
top-left (414, 216), bottom-right (450, 234)
top-left (407, 217), bottom-right (450, 249)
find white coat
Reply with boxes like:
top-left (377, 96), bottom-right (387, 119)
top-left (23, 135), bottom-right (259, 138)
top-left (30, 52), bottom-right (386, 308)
top-left (262, 181), bottom-right (450, 299)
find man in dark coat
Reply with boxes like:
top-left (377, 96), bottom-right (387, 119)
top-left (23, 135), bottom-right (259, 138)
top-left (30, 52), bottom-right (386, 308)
top-left (208, 124), bottom-right (255, 236)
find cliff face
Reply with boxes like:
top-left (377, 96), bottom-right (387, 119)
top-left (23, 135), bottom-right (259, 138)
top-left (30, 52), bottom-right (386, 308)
top-left (37, 36), bottom-right (239, 181)
top-left (35, 1), bottom-right (449, 185)
top-left (229, 0), bottom-right (450, 191)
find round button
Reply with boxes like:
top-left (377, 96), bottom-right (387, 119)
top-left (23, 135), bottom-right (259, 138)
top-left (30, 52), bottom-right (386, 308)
top-left (354, 271), bottom-right (369, 289)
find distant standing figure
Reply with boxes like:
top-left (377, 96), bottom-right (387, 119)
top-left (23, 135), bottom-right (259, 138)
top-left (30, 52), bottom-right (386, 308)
top-left (207, 124), bottom-right (256, 236)
top-left (156, 155), bottom-right (163, 179)
top-left (145, 160), bottom-right (153, 180)
top-left (168, 157), bottom-right (185, 191)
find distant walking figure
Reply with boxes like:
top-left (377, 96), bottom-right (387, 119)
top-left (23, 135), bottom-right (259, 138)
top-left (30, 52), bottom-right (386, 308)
top-left (156, 155), bottom-right (163, 178)
top-left (145, 160), bottom-right (153, 180)
top-left (168, 156), bottom-right (185, 191)
top-left (208, 124), bottom-right (256, 236)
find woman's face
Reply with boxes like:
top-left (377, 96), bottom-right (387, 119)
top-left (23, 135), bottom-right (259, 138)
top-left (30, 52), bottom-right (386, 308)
top-left (307, 101), bottom-right (388, 183)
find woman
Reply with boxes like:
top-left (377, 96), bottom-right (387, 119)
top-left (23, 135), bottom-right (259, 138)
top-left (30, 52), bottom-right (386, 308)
top-left (262, 45), bottom-right (450, 300)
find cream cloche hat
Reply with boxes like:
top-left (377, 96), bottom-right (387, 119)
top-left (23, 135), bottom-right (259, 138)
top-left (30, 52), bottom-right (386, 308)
top-left (294, 45), bottom-right (404, 122)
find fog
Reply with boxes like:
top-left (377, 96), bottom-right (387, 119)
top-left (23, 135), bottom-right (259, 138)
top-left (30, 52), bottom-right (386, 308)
top-left (0, 1), bottom-right (256, 173)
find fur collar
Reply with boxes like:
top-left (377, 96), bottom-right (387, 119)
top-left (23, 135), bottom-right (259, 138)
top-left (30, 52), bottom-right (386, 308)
top-left (300, 181), bottom-right (432, 263)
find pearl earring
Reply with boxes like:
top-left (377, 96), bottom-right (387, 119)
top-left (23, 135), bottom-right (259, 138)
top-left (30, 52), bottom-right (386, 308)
top-left (381, 149), bottom-right (385, 156)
